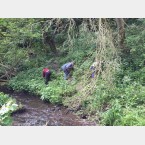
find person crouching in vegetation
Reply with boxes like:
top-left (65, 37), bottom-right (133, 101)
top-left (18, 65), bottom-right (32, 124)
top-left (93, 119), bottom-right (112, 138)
top-left (42, 68), bottom-right (51, 85)
top-left (90, 60), bottom-right (99, 78)
top-left (61, 62), bottom-right (74, 80)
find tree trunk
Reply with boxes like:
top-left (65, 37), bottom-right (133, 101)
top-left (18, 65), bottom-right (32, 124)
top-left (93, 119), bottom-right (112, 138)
top-left (115, 18), bottom-right (125, 51)
top-left (73, 18), bottom-right (83, 37)
top-left (43, 32), bottom-right (57, 54)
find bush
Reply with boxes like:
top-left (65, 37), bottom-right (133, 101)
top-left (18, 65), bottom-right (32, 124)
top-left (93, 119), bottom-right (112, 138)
top-left (8, 67), bottom-right (77, 104)
top-left (0, 92), bottom-right (19, 126)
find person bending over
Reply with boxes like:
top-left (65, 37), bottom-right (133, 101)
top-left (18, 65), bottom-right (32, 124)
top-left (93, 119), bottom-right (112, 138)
top-left (42, 68), bottom-right (51, 85)
top-left (61, 62), bottom-right (74, 80)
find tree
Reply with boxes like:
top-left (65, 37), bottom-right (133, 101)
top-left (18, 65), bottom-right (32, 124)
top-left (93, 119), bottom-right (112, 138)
top-left (115, 18), bottom-right (125, 51)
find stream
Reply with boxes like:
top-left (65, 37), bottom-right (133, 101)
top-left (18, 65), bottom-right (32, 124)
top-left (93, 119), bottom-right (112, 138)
top-left (0, 87), bottom-right (96, 126)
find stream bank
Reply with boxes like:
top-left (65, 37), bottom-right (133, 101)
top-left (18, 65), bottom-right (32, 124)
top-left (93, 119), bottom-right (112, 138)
top-left (0, 86), bottom-right (96, 126)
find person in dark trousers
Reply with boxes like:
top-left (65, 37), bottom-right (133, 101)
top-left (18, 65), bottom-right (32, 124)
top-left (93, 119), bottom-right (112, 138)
top-left (42, 68), bottom-right (51, 85)
top-left (90, 61), bottom-right (98, 78)
top-left (90, 59), bottom-right (103, 78)
top-left (61, 62), bottom-right (74, 80)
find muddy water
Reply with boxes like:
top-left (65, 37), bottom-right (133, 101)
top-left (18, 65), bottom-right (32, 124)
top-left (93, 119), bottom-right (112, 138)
top-left (1, 89), bottom-right (96, 126)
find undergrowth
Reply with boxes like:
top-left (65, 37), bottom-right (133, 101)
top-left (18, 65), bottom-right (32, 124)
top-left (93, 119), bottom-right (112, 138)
top-left (0, 92), bottom-right (19, 126)
top-left (7, 19), bottom-right (145, 126)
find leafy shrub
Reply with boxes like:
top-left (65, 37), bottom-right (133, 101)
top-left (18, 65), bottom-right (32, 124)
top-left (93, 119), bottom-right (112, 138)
top-left (120, 107), bottom-right (145, 126)
top-left (8, 67), bottom-right (77, 104)
top-left (101, 99), bottom-right (122, 126)
top-left (0, 92), bottom-right (19, 126)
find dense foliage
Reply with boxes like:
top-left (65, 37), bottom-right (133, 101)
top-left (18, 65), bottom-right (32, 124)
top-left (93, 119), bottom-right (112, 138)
top-left (0, 92), bottom-right (19, 125)
top-left (1, 18), bottom-right (145, 125)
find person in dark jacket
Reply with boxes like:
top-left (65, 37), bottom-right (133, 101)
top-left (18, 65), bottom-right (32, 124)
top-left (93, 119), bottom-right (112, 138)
top-left (61, 62), bottom-right (74, 80)
top-left (42, 68), bottom-right (51, 85)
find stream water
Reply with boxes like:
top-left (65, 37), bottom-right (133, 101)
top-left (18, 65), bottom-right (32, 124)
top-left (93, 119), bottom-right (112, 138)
top-left (0, 88), bottom-right (96, 126)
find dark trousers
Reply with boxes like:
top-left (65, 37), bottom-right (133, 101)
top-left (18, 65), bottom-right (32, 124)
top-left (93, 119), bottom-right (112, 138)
top-left (45, 71), bottom-right (51, 85)
top-left (64, 70), bottom-right (70, 80)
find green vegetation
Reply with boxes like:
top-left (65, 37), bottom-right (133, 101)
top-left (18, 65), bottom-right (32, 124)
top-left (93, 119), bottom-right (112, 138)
top-left (8, 67), bottom-right (76, 104)
top-left (1, 18), bottom-right (145, 125)
top-left (0, 92), bottom-right (19, 126)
